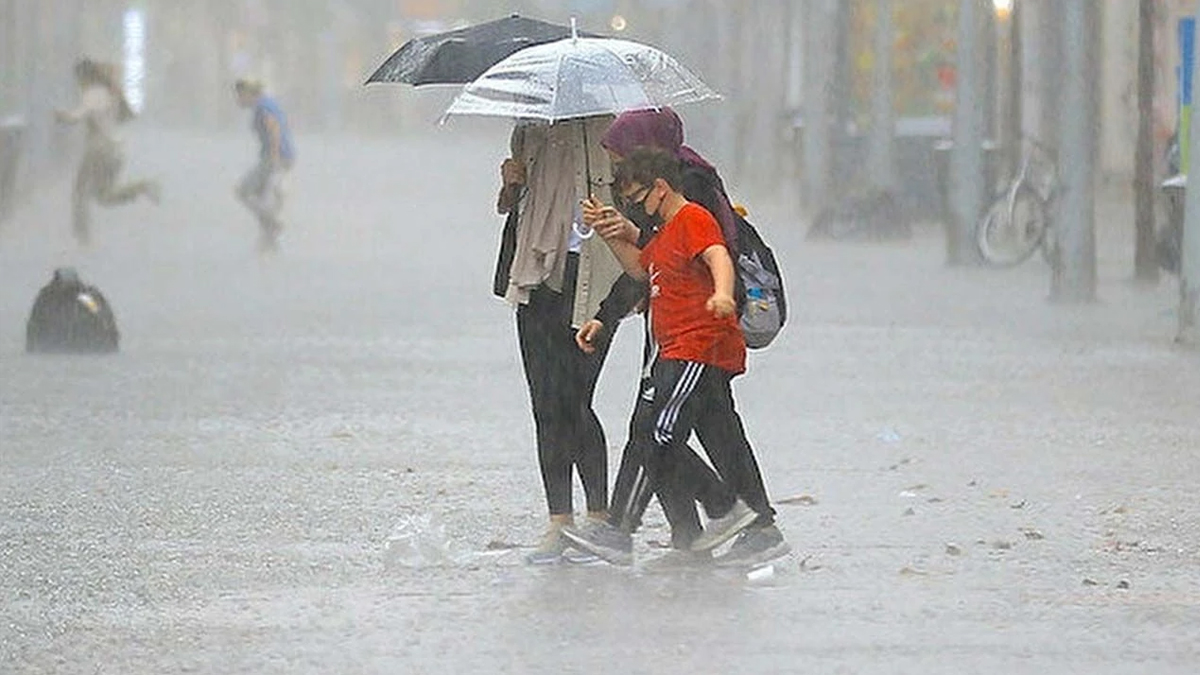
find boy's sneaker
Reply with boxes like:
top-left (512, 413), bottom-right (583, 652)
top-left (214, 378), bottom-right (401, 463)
top-left (561, 520), bottom-right (633, 566)
top-left (713, 525), bottom-right (791, 568)
top-left (641, 548), bottom-right (713, 572)
top-left (689, 499), bottom-right (759, 552)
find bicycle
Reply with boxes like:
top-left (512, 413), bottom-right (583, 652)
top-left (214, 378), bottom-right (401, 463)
top-left (975, 137), bottom-right (1059, 267)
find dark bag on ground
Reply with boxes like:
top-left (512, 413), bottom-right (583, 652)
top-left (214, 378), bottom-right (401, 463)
top-left (26, 272), bottom-right (119, 354)
top-left (732, 214), bottom-right (787, 349)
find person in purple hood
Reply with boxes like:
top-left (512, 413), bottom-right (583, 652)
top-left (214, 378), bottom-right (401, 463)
top-left (566, 108), bottom-right (788, 568)
top-left (599, 107), bottom-right (739, 249)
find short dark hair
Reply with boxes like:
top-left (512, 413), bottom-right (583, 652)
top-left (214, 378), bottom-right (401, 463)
top-left (74, 59), bottom-right (104, 84)
top-left (615, 146), bottom-right (683, 194)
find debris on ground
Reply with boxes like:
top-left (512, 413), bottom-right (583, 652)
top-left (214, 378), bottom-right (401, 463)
top-left (484, 539), bottom-right (522, 551)
top-left (777, 494), bottom-right (819, 506)
top-left (798, 555), bottom-right (823, 572)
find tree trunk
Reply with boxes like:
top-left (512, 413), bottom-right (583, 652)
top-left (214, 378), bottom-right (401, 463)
top-left (1134, 0), bottom-right (1160, 283)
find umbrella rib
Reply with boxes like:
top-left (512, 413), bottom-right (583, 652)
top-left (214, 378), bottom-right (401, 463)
top-left (442, 36), bottom-right (719, 121)
top-left (596, 42), bottom-right (656, 111)
top-left (550, 49), bottom-right (569, 118)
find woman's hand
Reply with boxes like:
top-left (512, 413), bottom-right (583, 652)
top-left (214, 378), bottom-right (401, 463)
top-left (501, 158), bottom-right (526, 187)
top-left (706, 292), bottom-right (737, 319)
top-left (575, 319), bottom-right (604, 353)
top-left (497, 159), bottom-right (526, 213)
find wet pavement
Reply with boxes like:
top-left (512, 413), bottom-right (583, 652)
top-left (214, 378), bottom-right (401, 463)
top-left (2, 130), bottom-right (1200, 674)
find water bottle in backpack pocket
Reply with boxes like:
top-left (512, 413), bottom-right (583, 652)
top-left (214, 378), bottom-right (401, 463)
top-left (737, 248), bottom-right (783, 349)
top-left (731, 210), bottom-right (787, 349)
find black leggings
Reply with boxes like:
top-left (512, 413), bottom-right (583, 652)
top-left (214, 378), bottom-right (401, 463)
top-left (516, 263), bottom-right (615, 516)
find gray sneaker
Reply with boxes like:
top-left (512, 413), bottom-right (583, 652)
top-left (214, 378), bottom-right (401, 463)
top-left (641, 548), bottom-right (713, 572)
top-left (562, 547), bottom-right (602, 564)
top-left (562, 519), bottom-right (606, 564)
top-left (561, 520), bottom-right (633, 566)
top-left (713, 525), bottom-right (791, 568)
top-left (690, 499), bottom-right (759, 552)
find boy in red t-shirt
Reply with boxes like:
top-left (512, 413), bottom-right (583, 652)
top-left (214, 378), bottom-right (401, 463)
top-left (563, 148), bottom-right (786, 566)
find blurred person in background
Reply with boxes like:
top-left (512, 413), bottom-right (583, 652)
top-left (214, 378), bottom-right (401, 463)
top-left (55, 58), bottom-right (160, 246)
top-left (234, 78), bottom-right (294, 253)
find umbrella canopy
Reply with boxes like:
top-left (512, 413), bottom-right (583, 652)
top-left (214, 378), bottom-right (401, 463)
top-left (442, 36), bottom-right (720, 122)
top-left (365, 14), bottom-right (601, 86)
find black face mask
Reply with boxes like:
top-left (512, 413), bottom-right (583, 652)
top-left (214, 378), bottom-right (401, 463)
top-left (617, 189), bottom-right (662, 234)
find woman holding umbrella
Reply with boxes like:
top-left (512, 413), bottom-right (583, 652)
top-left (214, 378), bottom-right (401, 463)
top-left (496, 115), bottom-right (626, 564)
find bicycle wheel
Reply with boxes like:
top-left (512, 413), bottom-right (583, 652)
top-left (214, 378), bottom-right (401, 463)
top-left (976, 184), bottom-right (1048, 267)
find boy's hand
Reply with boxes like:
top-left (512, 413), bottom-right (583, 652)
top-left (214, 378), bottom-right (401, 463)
top-left (580, 196), bottom-right (606, 225)
top-left (501, 158), bottom-right (526, 186)
top-left (706, 293), bottom-right (736, 319)
top-left (575, 319), bottom-right (604, 353)
top-left (595, 210), bottom-right (639, 244)
top-left (582, 199), bottom-right (638, 244)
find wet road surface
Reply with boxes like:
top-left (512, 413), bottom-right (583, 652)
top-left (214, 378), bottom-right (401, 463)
top-left (2, 130), bottom-right (1200, 674)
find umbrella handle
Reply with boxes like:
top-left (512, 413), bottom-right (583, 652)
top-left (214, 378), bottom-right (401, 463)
top-left (581, 119), bottom-right (592, 194)
top-left (573, 221), bottom-right (596, 240)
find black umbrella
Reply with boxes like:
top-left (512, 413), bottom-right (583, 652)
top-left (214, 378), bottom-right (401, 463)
top-left (365, 14), bottom-right (602, 86)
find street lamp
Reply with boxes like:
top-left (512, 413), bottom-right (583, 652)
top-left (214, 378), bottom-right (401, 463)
top-left (993, 0), bottom-right (1014, 20)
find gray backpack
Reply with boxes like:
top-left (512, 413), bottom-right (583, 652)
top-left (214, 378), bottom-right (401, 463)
top-left (733, 215), bottom-right (786, 349)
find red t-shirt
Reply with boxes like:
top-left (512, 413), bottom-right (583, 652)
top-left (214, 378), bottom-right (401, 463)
top-left (639, 202), bottom-right (746, 375)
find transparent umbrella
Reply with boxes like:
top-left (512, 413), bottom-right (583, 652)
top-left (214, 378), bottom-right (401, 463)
top-left (442, 31), bottom-right (720, 122)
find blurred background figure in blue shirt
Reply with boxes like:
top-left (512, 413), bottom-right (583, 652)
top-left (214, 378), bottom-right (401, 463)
top-left (234, 78), bottom-right (294, 254)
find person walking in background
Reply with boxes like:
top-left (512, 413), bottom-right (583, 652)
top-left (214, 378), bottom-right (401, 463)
top-left (495, 116), bottom-right (626, 564)
top-left (56, 58), bottom-right (160, 246)
top-left (234, 78), bottom-right (294, 253)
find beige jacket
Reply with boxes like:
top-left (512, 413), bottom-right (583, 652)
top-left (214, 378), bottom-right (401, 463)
top-left (505, 117), bottom-right (624, 328)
